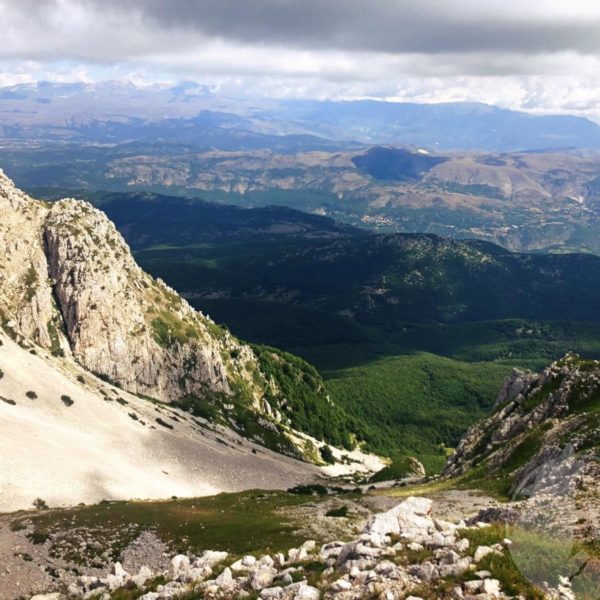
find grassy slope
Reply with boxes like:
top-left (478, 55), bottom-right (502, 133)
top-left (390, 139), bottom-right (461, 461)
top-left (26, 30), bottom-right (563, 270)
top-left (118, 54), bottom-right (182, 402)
top-left (194, 300), bottom-right (600, 473)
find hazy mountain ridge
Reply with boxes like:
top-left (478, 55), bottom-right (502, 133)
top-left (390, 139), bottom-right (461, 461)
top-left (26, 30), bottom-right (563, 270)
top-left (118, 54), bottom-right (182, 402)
top-left (8, 143), bottom-right (600, 255)
top-left (2, 81), bottom-right (600, 151)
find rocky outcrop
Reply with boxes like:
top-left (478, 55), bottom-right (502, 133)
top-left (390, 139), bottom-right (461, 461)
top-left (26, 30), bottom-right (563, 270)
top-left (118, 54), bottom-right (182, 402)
top-left (0, 170), bottom-right (244, 400)
top-left (443, 354), bottom-right (600, 490)
top-left (443, 354), bottom-right (600, 559)
top-left (43, 197), bottom-right (237, 399)
top-left (0, 170), bottom-right (58, 349)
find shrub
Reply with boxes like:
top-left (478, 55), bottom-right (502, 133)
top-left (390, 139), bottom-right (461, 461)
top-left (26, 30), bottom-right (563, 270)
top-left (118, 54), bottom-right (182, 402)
top-left (325, 505), bottom-right (349, 518)
top-left (61, 394), bottom-right (74, 407)
top-left (33, 498), bottom-right (48, 510)
top-left (319, 445), bottom-right (335, 464)
top-left (27, 531), bottom-right (49, 544)
top-left (287, 484), bottom-right (329, 496)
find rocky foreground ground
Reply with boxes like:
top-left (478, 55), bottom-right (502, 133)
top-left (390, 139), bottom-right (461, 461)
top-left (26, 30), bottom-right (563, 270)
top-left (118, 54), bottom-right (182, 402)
top-left (19, 495), bottom-right (578, 600)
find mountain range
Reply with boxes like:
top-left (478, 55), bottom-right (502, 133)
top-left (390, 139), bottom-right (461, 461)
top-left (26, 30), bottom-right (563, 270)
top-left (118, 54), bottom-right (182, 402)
top-left (3, 81), bottom-right (600, 151)
top-left (5, 143), bottom-right (600, 256)
top-left (23, 188), bottom-right (600, 475)
top-left (2, 80), bottom-right (600, 600)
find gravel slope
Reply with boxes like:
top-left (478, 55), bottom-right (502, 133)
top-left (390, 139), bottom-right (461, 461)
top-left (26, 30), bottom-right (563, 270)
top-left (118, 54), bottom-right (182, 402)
top-left (0, 333), bottom-right (320, 513)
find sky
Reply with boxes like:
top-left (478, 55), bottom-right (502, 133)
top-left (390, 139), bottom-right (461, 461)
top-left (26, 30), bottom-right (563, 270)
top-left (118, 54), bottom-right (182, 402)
top-left (2, 0), bottom-right (600, 118)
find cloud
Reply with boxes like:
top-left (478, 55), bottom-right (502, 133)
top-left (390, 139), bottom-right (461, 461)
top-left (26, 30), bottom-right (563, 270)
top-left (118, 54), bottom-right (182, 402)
top-left (3, 0), bottom-right (600, 66)
top-left (76, 0), bottom-right (600, 56)
top-left (1, 0), bottom-right (600, 118)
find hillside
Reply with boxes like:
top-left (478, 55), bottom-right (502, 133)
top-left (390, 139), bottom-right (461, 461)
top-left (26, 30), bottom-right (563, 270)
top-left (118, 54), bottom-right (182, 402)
top-left (0, 171), bottom-right (382, 511)
top-left (2, 354), bottom-right (599, 599)
top-left (26, 191), bottom-right (600, 327)
top-left (8, 144), bottom-right (600, 255)
top-left (444, 353), bottom-right (600, 506)
top-left (0, 332), bottom-right (321, 512)
top-left (130, 231), bottom-right (600, 327)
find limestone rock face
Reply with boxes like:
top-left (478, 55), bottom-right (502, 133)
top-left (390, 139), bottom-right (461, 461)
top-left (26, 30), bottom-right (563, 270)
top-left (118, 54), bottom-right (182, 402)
top-left (443, 355), bottom-right (593, 482)
top-left (0, 170), bottom-right (359, 464)
top-left (43, 198), bottom-right (235, 399)
top-left (0, 170), bottom-right (58, 349)
top-left (443, 353), bottom-right (600, 547)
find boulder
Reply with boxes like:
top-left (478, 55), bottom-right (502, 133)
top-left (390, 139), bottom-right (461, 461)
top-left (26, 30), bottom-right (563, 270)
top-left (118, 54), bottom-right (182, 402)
top-left (104, 562), bottom-right (131, 591)
top-left (201, 550), bottom-right (229, 565)
top-left (260, 587), bottom-right (284, 599)
top-left (330, 578), bottom-right (352, 592)
top-left (481, 578), bottom-right (501, 596)
top-left (215, 567), bottom-right (234, 588)
top-left (473, 546), bottom-right (497, 563)
top-left (439, 557), bottom-right (472, 578)
top-left (410, 561), bottom-right (438, 582)
top-left (170, 555), bottom-right (190, 580)
top-left (293, 583), bottom-right (320, 600)
top-left (250, 567), bottom-right (277, 591)
top-left (288, 547), bottom-right (308, 562)
top-left (365, 496), bottom-right (435, 542)
top-left (132, 565), bottom-right (154, 587)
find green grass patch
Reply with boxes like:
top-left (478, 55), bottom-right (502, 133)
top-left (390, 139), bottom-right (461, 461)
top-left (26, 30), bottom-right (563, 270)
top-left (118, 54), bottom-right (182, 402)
top-left (150, 311), bottom-right (199, 348)
top-left (455, 422), bottom-right (553, 500)
top-left (253, 345), bottom-right (358, 450)
top-left (461, 523), bottom-right (600, 599)
top-left (23, 265), bottom-right (38, 301)
top-left (325, 506), bottom-right (348, 518)
top-left (521, 375), bottom-right (563, 411)
top-left (15, 490), bottom-right (337, 563)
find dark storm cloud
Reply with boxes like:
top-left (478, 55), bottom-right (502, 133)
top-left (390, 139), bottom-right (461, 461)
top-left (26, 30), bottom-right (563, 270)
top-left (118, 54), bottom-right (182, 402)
top-left (82, 0), bottom-right (600, 56)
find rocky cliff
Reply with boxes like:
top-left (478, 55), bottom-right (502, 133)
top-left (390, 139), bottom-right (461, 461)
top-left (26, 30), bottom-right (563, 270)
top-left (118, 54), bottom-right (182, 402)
top-left (0, 170), bottom-right (350, 461)
top-left (443, 353), bottom-right (600, 558)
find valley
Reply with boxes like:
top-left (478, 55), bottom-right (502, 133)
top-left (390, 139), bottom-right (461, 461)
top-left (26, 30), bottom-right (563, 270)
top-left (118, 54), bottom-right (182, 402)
top-left (22, 189), bottom-right (600, 475)
top-left (0, 173), bottom-right (387, 516)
